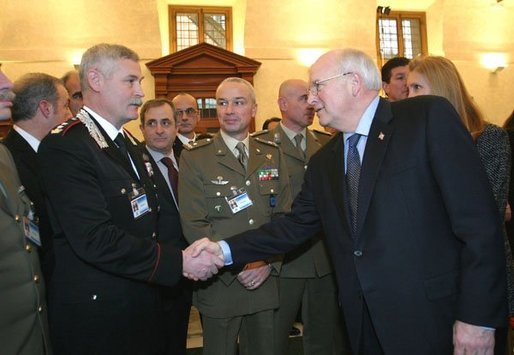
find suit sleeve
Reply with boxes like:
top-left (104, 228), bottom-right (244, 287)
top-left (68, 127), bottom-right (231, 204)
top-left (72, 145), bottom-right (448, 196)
top-left (226, 160), bottom-right (323, 266)
top-left (424, 99), bottom-right (507, 327)
top-left (38, 134), bottom-right (182, 287)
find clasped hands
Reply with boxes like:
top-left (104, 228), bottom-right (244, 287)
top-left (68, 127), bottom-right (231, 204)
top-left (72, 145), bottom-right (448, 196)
top-left (182, 238), bottom-right (271, 289)
top-left (182, 237), bottom-right (224, 281)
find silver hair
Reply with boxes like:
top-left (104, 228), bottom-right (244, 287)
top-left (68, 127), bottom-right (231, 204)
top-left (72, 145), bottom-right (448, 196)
top-left (334, 49), bottom-right (382, 91)
top-left (79, 43), bottom-right (139, 91)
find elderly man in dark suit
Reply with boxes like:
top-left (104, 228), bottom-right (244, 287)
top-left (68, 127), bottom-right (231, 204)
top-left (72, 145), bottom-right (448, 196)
top-left (3, 72), bottom-right (72, 282)
top-left (38, 43), bottom-right (222, 355)
top-left (0, 65), bottom-right (52, 354)
top-left (187, 49), bottom-right (507, 354)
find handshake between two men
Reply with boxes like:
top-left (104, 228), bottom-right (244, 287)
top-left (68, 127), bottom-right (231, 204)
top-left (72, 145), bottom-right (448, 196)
top-left (181, 238), bottom-right (224, 281)
top-left (181, 238), bottom-right (272, 291)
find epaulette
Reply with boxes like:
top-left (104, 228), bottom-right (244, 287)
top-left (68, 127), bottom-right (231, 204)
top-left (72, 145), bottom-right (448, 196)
top-left (51, 117), bottom-right (81, 135)
top-left (312, 129), bottom-right (332, 136)
top-left (183, 137), bottom-right (213, 151)
top-left (250, 129), bottom-right (269, 137)
top-left (254, 137), bottom-right (278, 148)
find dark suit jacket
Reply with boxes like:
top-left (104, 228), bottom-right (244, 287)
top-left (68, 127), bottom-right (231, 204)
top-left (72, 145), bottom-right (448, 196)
top-left (38, 112), bottom-right (183, 355)
top-left (2, 128), bottom-right (55, 281)
top-left (143, 147), bottom-right (192, 355)
top-left (227, 96), bottom-right (507, 354)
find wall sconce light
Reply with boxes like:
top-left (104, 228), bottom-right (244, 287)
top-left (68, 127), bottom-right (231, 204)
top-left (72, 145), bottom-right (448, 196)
top-left (480, 52), bottom-right (508, 73)
top-left (377, 6), bottom-right (391, 15)
top-left (296, 48), bottom-right (327, 67)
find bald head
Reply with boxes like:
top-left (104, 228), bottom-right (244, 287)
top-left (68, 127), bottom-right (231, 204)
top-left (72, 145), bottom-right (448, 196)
top-left (277, 79), bottom-right (314, 132)
top-left (172, 93), bottom-right (200, 138)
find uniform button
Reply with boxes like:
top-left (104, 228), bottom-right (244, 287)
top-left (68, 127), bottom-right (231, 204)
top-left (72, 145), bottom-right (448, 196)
top-left (121, 188), bottom-right (126, 194)
top-left (15, 214), bottom-right (21, 222)
top-left (38, 305), bottom-right (43, 313)
top-left (216, 192), bottom-right (221, 196)
top-left (304, 165), bottom-right (308, 170)
top-left (33, 274), bottom-right (40, 283)
top-left (151, 232), bottom-right (157, 239)
top-left (25, 244), bottom-right (32, 253)
top-left (91, 294), bottom-right (98, 300)
top-left (248, 219), bottom-right (255, 225)
top-left (270, 189), bottom-right (274, 193)
top-left (353, 250), bottom-right (363, 257)
top-left (246, 180), bottom-right (251, 186)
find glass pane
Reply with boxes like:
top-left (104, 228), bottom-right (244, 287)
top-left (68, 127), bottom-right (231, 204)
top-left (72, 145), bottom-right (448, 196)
top-left (203, 13), bottom-right (227, 49)
top-left (402, 18), bottom-right (422, 59)
top-left (378, 18), bottom-right (399, 60)
top-left (176, 13), bottom-right (199, 51)
top-left (198, 98), bottom-right (217, 118)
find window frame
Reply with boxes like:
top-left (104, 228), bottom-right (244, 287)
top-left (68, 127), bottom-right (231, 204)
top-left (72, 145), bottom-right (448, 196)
top-left (376, 10), bottom-right (428, 67)
top-left (169, 5), bottom-right (233, 53)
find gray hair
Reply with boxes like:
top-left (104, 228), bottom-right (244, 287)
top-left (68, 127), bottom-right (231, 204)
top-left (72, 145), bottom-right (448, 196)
top-left (12, 73), bottom-right (61, 122)
top-left (79, 43), bottom-right (139, 91)
top-left (216, 77), bottom-right (257, 104)
top-left (334, 49), bottom-right (382, 91)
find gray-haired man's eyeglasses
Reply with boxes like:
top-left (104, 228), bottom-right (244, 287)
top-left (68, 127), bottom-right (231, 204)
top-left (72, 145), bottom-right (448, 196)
top-left (309, 72), bottom-right (354, 96)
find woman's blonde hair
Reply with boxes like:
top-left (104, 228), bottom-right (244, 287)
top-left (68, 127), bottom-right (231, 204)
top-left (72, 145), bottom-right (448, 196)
top-left (409, 55), bottom-right (484, 135)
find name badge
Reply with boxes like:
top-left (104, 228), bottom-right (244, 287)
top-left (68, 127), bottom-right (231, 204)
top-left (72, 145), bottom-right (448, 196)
top-left (23, 216), bottom-right (41, 246)
top-left (225, 187), bottom-right (253, 214)
top-left (128, 187), bottom-right (150, 219)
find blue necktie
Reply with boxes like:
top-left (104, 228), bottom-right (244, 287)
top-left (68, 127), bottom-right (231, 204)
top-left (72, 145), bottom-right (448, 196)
top-left (346, 134), bottom-right (361, 234)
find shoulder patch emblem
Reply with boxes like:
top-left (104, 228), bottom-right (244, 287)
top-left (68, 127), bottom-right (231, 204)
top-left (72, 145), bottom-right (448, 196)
top-left (184, 138), bottom-right (213, 151)
top-left (253, 137), bottom-right (278, 148)
top-left (250, 129), bottom-right (269, 137)
top-left (51, 117), bottom-right (80, 135)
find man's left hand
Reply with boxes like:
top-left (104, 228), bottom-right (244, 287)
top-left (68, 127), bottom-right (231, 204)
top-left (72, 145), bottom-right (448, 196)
top-left (453, 320), bottom-right (495, 355)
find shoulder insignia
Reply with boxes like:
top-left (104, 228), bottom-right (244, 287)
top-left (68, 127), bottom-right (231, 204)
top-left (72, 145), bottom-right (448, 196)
top-left (312, 129), bottom-right (332, 136)
top-left (51, 117), bottom-right (81, 135)
top-left (250, 129), bottom-right (269, 137)
top-left (184, 137), bottom-right (213, 151)
top-left (253, 137), bottom-right (278, 148)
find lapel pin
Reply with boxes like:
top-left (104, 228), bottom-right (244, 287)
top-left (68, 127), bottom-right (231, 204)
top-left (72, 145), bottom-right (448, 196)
top-left (378, 132), bottom-right (385, 140)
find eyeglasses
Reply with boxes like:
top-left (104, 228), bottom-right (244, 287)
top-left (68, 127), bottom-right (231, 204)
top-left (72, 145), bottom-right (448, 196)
top-left (175, 107), bottom-right (198, 118)
top-left (309, 72), bottom-right (354, 96)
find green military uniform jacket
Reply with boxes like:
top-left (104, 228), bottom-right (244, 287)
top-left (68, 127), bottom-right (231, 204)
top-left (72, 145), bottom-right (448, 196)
top-left (0, 144), bottom-right (51, 354)
top-left (257, 126), bottom-right (334, 278)
top-left (179, 132), bottom-right (292, 318)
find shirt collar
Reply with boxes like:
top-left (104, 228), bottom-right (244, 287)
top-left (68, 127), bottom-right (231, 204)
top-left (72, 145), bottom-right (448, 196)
top-left (220, 130), bottom-right (249, 154)
top-left (177, 132), bottom-right (196, 144)
top-left (146, 145), bottom-right (178, 169)
top-left (280, 123), bottom-right (306, 142)
top-left (83, 106), bottom-right (123, 140)
top-left (343, 95), bottom-right (380, 142)
top-left (13, 125), bottom-right (40, 152)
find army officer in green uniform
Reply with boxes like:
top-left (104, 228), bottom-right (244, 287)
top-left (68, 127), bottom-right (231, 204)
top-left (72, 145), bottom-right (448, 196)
top-left (179, 77), bottom-right (292, 355)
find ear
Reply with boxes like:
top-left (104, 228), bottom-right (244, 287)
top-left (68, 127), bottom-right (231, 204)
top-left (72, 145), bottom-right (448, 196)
top-left (251, 103), bottom-right (258, 118)
top-left (382, 82), bottom-right (389, 96)
top-left (87, 68), bottom-right (102, 93)
top-left (350, 73), bottom-right (362, 97)
top-left (38, 100), bottom-right (52, 118)
top-left (278, 97), bottom-right (287, 111)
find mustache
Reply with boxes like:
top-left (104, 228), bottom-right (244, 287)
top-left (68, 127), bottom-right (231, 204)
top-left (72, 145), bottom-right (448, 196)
top-left (0, 90), bottom-right (16, 101)
top-left (129, 98), bottom-right (143, 106)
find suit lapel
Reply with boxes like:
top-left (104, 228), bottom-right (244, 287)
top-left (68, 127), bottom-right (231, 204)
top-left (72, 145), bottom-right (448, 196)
top-left (305, 129), bottom-right (323, 160)
top-left (271, 126), bottom-right (307, 163)
top-left (356, 99), bottom-right (394, 236)
top-left (327, 133), bottom-right (352, 235)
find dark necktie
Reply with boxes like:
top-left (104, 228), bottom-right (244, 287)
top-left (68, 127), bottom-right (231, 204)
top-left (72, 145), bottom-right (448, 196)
top-left (346, 134), bottom-right (361, 234)
top-left (294, 134), bottom-right (305, 160)
top-left (114, 133), bottom-right (129, 159)
top-left (235, 142), bottom-right (248, 170)
top-left (161, 157), bottom-right (179, 201)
